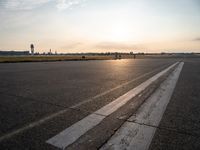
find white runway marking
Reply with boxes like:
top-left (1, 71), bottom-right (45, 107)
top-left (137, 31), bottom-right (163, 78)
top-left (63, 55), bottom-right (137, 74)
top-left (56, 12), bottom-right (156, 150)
top-left (100, 62), bottom-right (184, 150)
top-left (46, 62), bottom-right (179, 149)
top-left (46, 114), bottom-right (104, 149)
top-left (71, 63), bottom-right (171, 109)
top-left (0, 63), bottom-right (172, 142)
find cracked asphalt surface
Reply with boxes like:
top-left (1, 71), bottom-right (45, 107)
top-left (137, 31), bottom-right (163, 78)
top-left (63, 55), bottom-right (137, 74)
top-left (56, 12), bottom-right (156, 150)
top-left (0, 58), bottom-right (199, 150)
top-left (149, 59), bottom-right (200, 150)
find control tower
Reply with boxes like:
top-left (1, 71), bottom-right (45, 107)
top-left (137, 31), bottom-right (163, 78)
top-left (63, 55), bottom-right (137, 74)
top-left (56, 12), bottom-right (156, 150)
top-left (30, 44), bottom-right (34, 55)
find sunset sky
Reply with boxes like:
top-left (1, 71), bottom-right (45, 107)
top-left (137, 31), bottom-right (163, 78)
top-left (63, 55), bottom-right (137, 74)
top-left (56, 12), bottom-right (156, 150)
top-left (0, 0), bottom-right (200, 53)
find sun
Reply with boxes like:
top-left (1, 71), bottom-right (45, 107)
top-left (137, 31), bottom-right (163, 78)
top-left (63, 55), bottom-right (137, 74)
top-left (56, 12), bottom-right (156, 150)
top-left (109, 22), bottom-right (133, 42)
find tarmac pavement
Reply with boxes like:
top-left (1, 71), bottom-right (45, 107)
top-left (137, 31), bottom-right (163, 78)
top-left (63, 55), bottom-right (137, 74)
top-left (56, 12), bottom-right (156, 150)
top-left (0, 58), bottom-right (199, 150)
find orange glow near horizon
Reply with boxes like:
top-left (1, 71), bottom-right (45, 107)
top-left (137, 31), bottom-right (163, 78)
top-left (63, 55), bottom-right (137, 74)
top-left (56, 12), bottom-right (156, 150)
top-left (0, 0), bottom-right (200, 53)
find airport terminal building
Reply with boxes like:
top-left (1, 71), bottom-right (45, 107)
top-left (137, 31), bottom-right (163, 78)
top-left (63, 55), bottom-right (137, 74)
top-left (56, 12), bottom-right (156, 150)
top-left (0, 51), bottom-right (30, 55)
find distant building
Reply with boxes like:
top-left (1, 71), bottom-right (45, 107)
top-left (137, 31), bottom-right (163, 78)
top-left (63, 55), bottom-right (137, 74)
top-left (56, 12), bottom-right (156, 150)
top-left (0, 51), bottom-right (30, 55)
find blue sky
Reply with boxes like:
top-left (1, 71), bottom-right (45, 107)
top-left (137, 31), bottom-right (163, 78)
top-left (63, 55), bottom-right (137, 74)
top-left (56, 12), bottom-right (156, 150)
top-left (0, 0), bottom-right (200, 53)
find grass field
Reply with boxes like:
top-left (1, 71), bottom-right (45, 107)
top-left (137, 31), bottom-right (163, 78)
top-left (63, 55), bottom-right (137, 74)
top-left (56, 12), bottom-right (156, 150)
top-left (0, 54), bottom-right (199, 63)
top-left (0, 55), bottom-right (114, 63)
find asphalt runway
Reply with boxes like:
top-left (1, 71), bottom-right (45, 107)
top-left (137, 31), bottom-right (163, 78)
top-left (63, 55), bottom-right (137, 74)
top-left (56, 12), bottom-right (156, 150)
top-left (0, 58), bottom-right (199, 150)
top-left (149, 59), bottom-right (200, 150)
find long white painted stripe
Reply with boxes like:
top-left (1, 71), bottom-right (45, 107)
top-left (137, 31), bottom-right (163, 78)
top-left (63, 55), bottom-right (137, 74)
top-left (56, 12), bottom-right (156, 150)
top-left (100, 62), bottom-right (184, 150)
top-left (47, 114), bottom-right (104, 149)
top-left (71, 62), bottom-right (172, 109)
top-left (46, 62), bottom-right (179, 149)
top-left (0, 62), bottom-right (172, 142)
top-left (95, 62), bottom-right (178, 116)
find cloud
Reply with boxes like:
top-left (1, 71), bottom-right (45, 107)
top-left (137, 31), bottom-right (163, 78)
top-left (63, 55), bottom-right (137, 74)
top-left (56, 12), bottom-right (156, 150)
top-left (95, 42), bottom-right (145, 50)
top-left (0, 0), bottom-right (86, 11)
top-left (0, 0), bottom-right (51, 10)
top-left (193, 37), bottom-right (200, 41)
top-left (56, 0), bottom-right (86, 10)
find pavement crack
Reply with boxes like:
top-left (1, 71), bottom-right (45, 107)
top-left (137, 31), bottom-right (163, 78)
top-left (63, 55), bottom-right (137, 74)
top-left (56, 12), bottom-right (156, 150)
top-left (97, 117), bottom-right (129, 150)
top-left (126, 120), bottom-right (199, 138)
